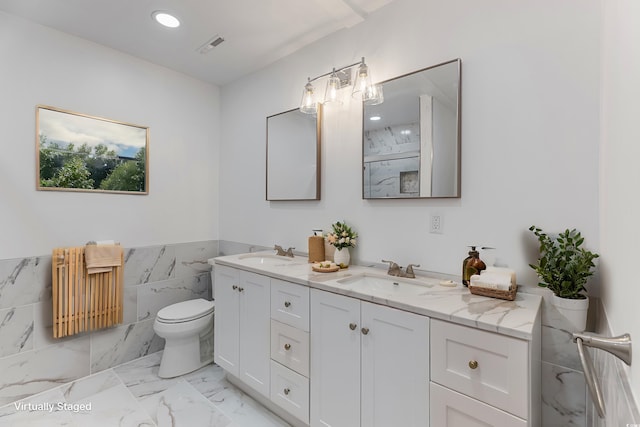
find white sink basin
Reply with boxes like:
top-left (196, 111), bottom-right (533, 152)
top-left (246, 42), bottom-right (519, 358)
top-left (337, 273), bottom-right (434, 296)
top-left (237, 253), bottom-right (300, 266)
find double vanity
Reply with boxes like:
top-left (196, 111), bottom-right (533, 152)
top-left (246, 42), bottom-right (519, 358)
top-left (209, 252), bottom-right (542, 427)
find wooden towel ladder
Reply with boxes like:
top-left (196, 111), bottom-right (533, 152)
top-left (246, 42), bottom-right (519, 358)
top-left (51, 246), bottom-right (124, 338)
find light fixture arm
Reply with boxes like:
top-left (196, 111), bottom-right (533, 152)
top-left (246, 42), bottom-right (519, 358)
top-left (305, 58), bottom-right (363, 84)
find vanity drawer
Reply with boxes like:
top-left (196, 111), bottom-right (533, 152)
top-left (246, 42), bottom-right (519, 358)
top-left (271, 279), bottom-right (310, 331)
top-left (430, 319), bottom-right (529, 419)
top-left (271, 320), bottom-right (310, 377)
top-left (430, 382), bottom-right (526, 427)
top-left (270, 360), bottom-right (310, 424)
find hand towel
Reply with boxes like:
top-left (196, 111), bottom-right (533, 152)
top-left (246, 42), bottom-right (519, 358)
top-left (85, 244), bottom-right (122, 274)
top-left (470, 273), bottom-right (511, 291)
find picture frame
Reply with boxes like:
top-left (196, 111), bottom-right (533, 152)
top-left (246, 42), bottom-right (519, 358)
top-left (36, 105), bottom-right (149, 194)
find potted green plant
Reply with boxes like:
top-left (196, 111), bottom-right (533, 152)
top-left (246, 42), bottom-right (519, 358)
top-left (529, 225), bottom-right (599, 331)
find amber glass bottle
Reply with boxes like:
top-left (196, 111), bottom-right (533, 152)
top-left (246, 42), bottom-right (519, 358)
top-left (462, 246), bottom-right (487, 286)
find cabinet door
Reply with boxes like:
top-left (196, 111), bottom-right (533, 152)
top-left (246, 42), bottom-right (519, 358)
top-left (310, 289), bottom-right (361, 427)
top-left (214, 265), bottom-right (240, 376)
top-left (238, 270), bottom-right (271, 397)
top-left (361, 302), bottom-right (430, 427)
top-left (430, 382), bottom-right (526, 427)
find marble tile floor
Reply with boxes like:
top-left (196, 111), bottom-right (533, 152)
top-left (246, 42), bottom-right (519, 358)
top-left (0, 352), bottom-right (290, 427)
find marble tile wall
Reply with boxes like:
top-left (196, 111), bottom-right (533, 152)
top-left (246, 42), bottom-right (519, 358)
top-left (523, 286), bottom-right (640, 427)
top-left (0, 240), bottom-right (217, 406)
top-left (363, 123), bottom-right (421, 198)
top-left (588, 300), bottom-right (640, 427)
top-left (520, 286), bottom-right (588, 426)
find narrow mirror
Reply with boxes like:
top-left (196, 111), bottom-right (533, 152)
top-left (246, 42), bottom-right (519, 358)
top-left (363, 59), bottom-right (461, 199)
top-left (266, 106), bottom-right (321, 201)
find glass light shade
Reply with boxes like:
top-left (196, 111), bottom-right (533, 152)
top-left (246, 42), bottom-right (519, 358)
top-left (352, 58), bottom-right (373, 99)
top-left (363, 84), bottom-right (384, 105)
top-left (299, 79), bottom-right (317, 114)
top-left (323, 69), bottom-right (342, 104)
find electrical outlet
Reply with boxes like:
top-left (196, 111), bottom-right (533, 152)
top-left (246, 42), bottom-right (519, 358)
top-left (430, 214), bottom-right (443, 234)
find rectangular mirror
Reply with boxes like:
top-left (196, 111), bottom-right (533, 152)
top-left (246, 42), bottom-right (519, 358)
top-left (37, 105), bottom-right (149, 194)
top-left (266, 106), bottom-right (321, 201)
top-left (363, 59), bottom-right (461, 199)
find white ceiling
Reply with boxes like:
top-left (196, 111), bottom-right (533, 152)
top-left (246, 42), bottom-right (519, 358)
top-left (0, 0), bottom-right (395, 86)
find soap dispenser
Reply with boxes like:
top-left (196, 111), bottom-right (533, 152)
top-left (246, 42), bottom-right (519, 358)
top-left (462, 246), bottom-right (487, 286)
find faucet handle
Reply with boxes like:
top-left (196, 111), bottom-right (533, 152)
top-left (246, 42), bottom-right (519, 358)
top-left (274, 245), bottom-right (285, 256)
top-left (285, 247), bottom-right (295, 257)
top-left (382, 259), bottom-right (401, 275)
top-left (405, 264), bottom-right (421, 277)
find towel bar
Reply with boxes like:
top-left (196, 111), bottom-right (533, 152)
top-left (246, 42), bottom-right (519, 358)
top-left (573, 332), bottom-right (632, 418)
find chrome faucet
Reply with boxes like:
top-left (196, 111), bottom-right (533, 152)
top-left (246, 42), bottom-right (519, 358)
top-left (274, 245), bottom-right (295, 257)
top-left (382, 260), bottom-right (420, 278)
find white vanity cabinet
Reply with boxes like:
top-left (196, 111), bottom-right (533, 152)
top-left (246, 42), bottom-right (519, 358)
top-left (212, 253), bottom-right (541, 427)
top-left (310, 288), bottom-right (430, 427)
top-left (214, 265), bottom-right (271, 397)
top-left (430, 319), bottom-right (537, 426)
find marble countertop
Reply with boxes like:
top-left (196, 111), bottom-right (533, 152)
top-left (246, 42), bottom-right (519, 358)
top-left (210, 251), bottom-right (541, 341)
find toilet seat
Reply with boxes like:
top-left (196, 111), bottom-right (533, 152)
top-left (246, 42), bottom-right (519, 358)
top-left (156, 298), bottom-right (215, 324)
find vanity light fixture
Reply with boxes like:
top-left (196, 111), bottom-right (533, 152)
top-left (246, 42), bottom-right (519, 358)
top-left (299, 56), bottom-right (383, 114)
top-left (152, 11), bottom-right (180, 28)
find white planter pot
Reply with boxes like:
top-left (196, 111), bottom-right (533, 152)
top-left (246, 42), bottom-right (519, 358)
top-left (552, 294), bottom-right (589, 332)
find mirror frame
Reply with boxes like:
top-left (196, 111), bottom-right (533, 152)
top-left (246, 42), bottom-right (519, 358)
top-left (266, 105), bottom-right (322, 201)
top-left (362, 58), bottom-right (461, 199)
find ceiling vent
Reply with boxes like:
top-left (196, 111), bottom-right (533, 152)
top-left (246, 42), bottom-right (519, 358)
top-left (197, 35), bottom-right (225, 54)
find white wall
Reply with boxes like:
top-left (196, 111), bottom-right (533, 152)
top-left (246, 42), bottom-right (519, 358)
top-left (0, 12), bottom-right (220, 259)
top-left (220, 0), bottom-right (601, 284)
top-left (601, 0), bottom-right (640, 409)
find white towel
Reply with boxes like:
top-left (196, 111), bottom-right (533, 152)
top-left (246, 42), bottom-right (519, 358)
top-left (470, 274), bottom-right (511, 291)
top-left (484, 267), bottom-right (516, 285)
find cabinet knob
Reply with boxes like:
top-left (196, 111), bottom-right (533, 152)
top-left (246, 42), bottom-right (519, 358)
top-left (284, 388), bottom-right (291, 396)
top-left (361, 327), bottom-right (370, 335)
top-left (232, 285), bottom-right (238, 290)
top-left (284, 301), bottom-right (291, 308)
top-left (349, 323), bottom-right (357, 330)
top-left (284, 343), bottom-right (291, 351)
top-left (469, 360), bottom-right (478, 370)
top-left (238, 287), bottom-right (244, 292)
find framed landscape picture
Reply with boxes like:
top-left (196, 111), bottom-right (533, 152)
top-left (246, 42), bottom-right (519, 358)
top-left (36, 105), bottom-right (149, 194)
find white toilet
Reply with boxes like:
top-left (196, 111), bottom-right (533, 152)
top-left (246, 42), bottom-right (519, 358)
top-left (153, 298), bottom-right (215, 378)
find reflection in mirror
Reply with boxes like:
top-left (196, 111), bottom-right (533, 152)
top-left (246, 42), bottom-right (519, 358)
top-left (363, 59), bottom-right (461, 199)
top-left (266, 106), bottom-right (321, 201)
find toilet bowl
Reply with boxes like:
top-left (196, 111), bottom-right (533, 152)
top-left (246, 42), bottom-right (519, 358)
top-left (153, 298), bottom-right (215, 378)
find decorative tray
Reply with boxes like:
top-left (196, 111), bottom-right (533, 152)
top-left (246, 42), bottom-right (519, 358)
top-left (311, 263), bottom-right (340, 273)
top-left (311, 261), bottom-right (343, 273)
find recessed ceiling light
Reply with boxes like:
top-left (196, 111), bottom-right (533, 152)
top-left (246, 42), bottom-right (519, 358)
top-left (370, 116), bottom-right (381, 121)
top-left (152, 11), bottom-right (180, 28)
